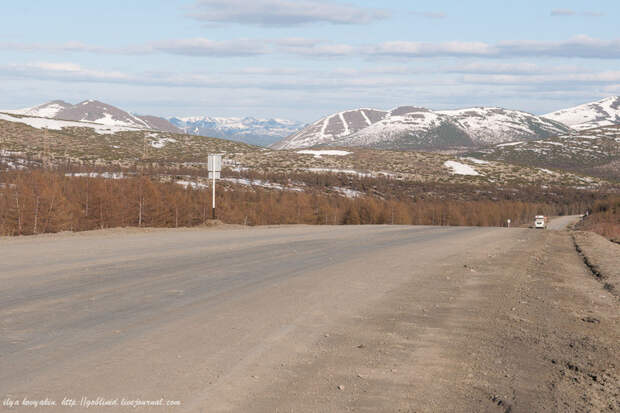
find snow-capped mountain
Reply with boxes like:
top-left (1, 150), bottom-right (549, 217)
top-left (271, 108), bottom-right (388, 149)
top-left (273, 106), bottom-right (571, 150)
top-left (543, 96), bottom-right (620, 130)
top-left (12, 100), bottom-right (73, 118)
top-left (6, 100), bottom-right (181, 133)
top-left (438, 107), bottom-right (571, 145)
top-left (169, 116), bottom-right (305, 147)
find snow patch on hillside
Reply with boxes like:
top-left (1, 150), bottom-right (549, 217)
top-left (333, 187), bottom-right (362, 198)
top-left (296, 150), bottom-right (351, 158)
top-left (304, 167), bottom-right (372, 177)
top-left (544, 96), bottom-right (619, 130)
top-left (9, 102), bottom-right (67, 118)
top-left (222, 177), bottom-right (304, 192)
top-left (150, 136), bottom-right (178, 148)
top-left (0, 112), bottom-right (140, 135)
top-left (497, 141), bottom-right (523, 147)
top-left (444, 160), bottom-right (480, 176)
top-left (65, 172), bottom-right (126, 179)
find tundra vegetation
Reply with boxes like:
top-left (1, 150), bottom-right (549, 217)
top-left (0, 119), bottom-right (617, 236)
top-left (0, 169), bottom-right (600, 236)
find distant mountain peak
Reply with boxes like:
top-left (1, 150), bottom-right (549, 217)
top-left (6, 100), bottom-right (181, 133)
top-left (543, 96), bottom-right (620, 130)
top-left (169, 115), bottom-right (305, 147)
top-left (271, 108), bottom-right (389, 149)
top-left (272, 105), bottom-right (571, 150)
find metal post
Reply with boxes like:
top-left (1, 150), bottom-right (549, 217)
top-left (212, 172), bottom-right (216, 219)
top-left (208, 153), bottom-right (222, 221)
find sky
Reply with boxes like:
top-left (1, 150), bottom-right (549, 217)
top-left (0, 0), bottom-right (619, 122)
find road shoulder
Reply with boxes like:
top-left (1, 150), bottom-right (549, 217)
top-left (231, 229), bottom-right (619, 412)
top-left (573, 230), bottom-right (620, 297)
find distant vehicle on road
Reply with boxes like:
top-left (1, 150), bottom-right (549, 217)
top-left (534, 215), bottom-right (547, 229)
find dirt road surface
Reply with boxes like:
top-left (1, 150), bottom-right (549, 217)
top-left (1, 224), bottom-right (618, 412)
top-left (547, 215), bottom-right (582, 231)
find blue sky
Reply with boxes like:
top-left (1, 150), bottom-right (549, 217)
top-left (0, 0), bottom-right (619, 122)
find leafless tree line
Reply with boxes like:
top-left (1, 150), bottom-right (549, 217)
top-left (0, 170), bottom-right (593, 236)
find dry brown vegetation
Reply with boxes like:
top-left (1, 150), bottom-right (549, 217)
top-left (0, 170), bottom-right (594, 236)
top-left (577, 196), bottom-right (620, 242)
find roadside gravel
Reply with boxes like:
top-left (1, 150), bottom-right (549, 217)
top-left (573, 230), bottom-right (620, 298)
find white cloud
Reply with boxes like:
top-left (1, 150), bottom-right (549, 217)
top-left (0, 61), bottom-right (425, 91)
top-left (410, 11), bottom-right (446, 19)
top-left (188, 0), bottom-right (388, 26)
top-left (602, 84), bottom-right (620, 93)
top-left (275, 38), bottom-right (355, 56)
top-left (498, 35), bottom-right (620, 59)
top-left (150, 38), bottom-right (269, 56)
top-left (448, 62), bottom-right (583, 75)
top-left (366, 36), bottom-right (620, 59)
top-left (551, 9), bottom-right (604, 17)
top-left (3, 62), bottom-right (132, 83)
top-left (550, 9), bottom-right (575, 16)
top-left (0, 41), bottom-right (118, 54)
top-left (366, 41), bottom-right (494, 57)
top-left (461, 71), bottom-right (620, 86)
top-left (2, 35), bottom-right (619, 59)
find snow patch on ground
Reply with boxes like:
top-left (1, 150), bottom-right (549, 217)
top-left (296, 150), bottom-right (352, 158)
top-left (443, 160), bottom-right (480, 176)
top-left (65, 172), bottom-right (126, 179)
top-left (304, 167), bottom-right (371, 177)
top-left (222, 177), bottom-right (304, 192)
top-left (175, 180), bottom-right (209, 190)
top-left (332, 187), bottom-right (362, 198)
top-left (150, 137), bottom-right (177, 148)
top-left (538, 168), bottom-right (557, 175)
top-left (497, 141), bottom-right (524, 147)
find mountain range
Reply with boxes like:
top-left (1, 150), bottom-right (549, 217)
top-left (272, 107), bottom-right (563, 150)
top-left (169, 116), bottom-right (305, 146)
top-left (3, 100), bottom-right (303, 146)
top-left (3, 96), bottom-right (619, 151)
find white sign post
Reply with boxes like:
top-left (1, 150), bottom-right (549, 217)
top-left (208, 154), bottom-right (222, 219)
top-left (507, 219), bottom-right (511, 228)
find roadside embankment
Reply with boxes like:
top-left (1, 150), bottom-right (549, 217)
top-left (573, 230), bottom-right (620, 297)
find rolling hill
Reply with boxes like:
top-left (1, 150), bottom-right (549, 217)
top-left (273, 106), bottom-right (571, 150)
top-left (469, 125), bottom-right (620, 181)
top-left (5, 100), bottom-right (181, 133)
top-left (543, 96), bottom-right (620, 131)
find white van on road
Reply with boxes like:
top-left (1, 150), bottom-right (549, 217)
top-left (534, 215), bottom-right (547, 229)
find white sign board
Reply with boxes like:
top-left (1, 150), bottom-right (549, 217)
top-left (208, 154), bottom-right (222, 173)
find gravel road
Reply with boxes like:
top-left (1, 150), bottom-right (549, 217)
top-left (1, 224), bottom-right (618, 412)
top-left (546, 214), bottom-right (582, 231)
